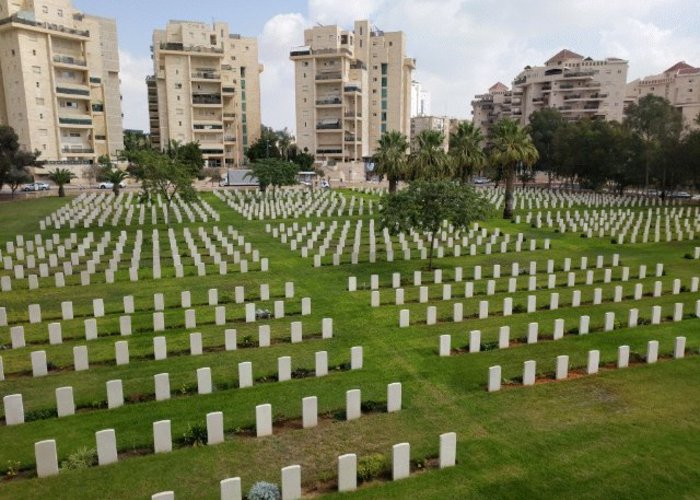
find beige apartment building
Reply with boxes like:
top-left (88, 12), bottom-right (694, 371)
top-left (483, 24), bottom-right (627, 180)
top-left (472, 50), bottom-right (629, 136)
top-left (410, 115), bottom-right (451, 151)
top-left (627, 61), bottom-right (700, 130)
top-left (290, 20), bottom-right (414, 165)
top-left (148, 20), bottom-right (263, 168)
top-left (0, 0), bottom-right (123, 164)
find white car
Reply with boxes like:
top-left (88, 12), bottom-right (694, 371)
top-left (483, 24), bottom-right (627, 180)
top-left (98, 181), bottom-right (126, 189)
top-left (21, 182), bottom-right (49, 191)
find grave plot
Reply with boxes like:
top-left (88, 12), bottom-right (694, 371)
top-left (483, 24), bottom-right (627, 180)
top-left (0, 225), bottom-right (268, 291)
top-left (39, 192), bottom-right (220, 229)
top-left (480, 186), bottom-right (680, 212)
top-left (268, 219), bottom-right (550, 267)
top-left (515, 206), bottom-right (699, 243)
top-left (215, 188), bottom-right (376, 220)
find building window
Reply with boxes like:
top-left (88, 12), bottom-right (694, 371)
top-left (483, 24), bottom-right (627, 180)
top-left (42, 5), bottom-right (48, 13)
top-left (175, 83), bottom-right (182, 89)
top-left (32, 50), bottom-right (36, 56)
top-left (57, 9), bottom-right (63, 16)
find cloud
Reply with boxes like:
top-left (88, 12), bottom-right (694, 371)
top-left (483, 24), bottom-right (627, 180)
top-left (308, 0), bottom-right (384, 25)
top-left (118, 49), bottom-right (152, 131)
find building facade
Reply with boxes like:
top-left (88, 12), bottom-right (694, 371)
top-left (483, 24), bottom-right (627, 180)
top-left (472, 50), bottom-right (629, 136)
top-left (627, 61), bottom-right (700, 130)
top-left (290, 20), bottom-right (414, 164)
top-left (410, 115), bottom-right (450, 151)
top-left (0, 0), bottom-right (123, 163)
top-left (410, 80), bottom-right (431, 117)
top-left (148, 20), bottom-right (263, 168)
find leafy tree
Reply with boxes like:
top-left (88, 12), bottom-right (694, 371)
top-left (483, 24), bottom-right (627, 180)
top-left (373, 131), bottom-right (409, 193)
top-left (380, 180), bottom-right (490, 269)
top-left (276, 128), bottom-right (294, 160)
top-left (0, 125), bottom-right (41, 196)
top-left (131, 149), bottom-right (196, 203)
top-left (528, 108), bottom-right (566, 187)
top-left (489, 118), bottom-right (538, 219)
top-left (624, 95), bottom-right (683, 191)
top-left (202, 167), bottom-right (223, 187)
top-left (449, 121), bottom-right (486, 184)
top-left (289, 146), bottom-right (315, 171)
top-left (164, 140), bottom-right (205, 178)
top-left (6, 166), bottom-right (33, 198)
top-left (47, 168), bottom-right (76, 197)
top-left (119, 130), bottom-right (151, 165)
top-left (246, 126), bottom-right (282, 162)
top-left (244, 159), bottom-right (299, 192)
top-left (103, 169), bottom-right (128, 196)
top-left (409, 129), bottom-right (452, 180)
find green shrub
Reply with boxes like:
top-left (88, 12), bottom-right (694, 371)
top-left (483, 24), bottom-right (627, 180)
top-left (247, 481), bottom-right (281, 500)
top-left (241, 335), bottom-right (254, 348)
top-left (61, 447), bottom-right (97, 470)
top-left (5, 460), bottom-right (21, 479)
top-left (513, 304), bottom-right (526, 314)
top-left (181, 423), bottom-right (207, 447)
top-left (25, 408), bottom-right (58, 422)
top-left (357, 453), bottom-right (389, 482)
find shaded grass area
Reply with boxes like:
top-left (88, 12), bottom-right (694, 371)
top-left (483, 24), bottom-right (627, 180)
top-left (0, 193), bottom-right (698, 499)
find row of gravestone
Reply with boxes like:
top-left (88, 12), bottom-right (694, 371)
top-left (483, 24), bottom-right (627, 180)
top-left (2, 345), bottom-right (362, 423)
top-left (2, 319), bottom-right (336, 380)
top-left (437, 303), bottom-right (698, 357)
top-left (30, 382), bottom-right (406, 479)
top-left (486, 337), bottom-right (691, 392)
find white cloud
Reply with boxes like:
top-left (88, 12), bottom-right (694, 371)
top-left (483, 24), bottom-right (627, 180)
top-left (308, 0), bottom-right (384, 25)
top-left (118, 49), bottom-right (152, 131)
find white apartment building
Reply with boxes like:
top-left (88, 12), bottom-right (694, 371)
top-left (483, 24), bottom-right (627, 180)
top-left (148, 20), bottom-right (263, 168)
top-left (627, 61), bottom-right (700, 130)
top-left (290, 20), bottom-right (414, 165)
top-left (472, 50), bottom-right (629, 136)
top-left (0, 0), bottom-right (123, 163)
top-left (410, 80), bottom-right (431, 117)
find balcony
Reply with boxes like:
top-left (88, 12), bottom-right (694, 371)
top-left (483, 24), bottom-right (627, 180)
top-left (53, 55), bottom-right (86, 67)
top-left (194, 124), bottom-right (223, 130)
top-left (513, 76), bottom-right (526, 85)
top-left (223, 113), bottom-right (236, 119)
top-left (192, 93), bottom-right (222, 105)
top-left (532, 97), bottom-right (545, 103)
top-left (159, 42), bottom-right (223, 55)
top-left (224, 136), bottom-right (236, 143)
top-left (201, 148), bottom-right (224, 155)
top-left (344, 112), bottom-right (362, 118)
top-left (290, 46), bottom-right (312, 57)
top-left (316, 120), bottom-right (342, 130)
top-left (344, 84), bottom-right (361, 93)
top-left (344, 135), bottom-right (357, 142)
top-left (56, 86), bottom-right (90, 97)
top-left (350, 61), bottom-right (367, 70)
top-left (317, 147), bottom-right (343, 154)
top-left (191, 71), bottom-right (221, 80)
top-left (316, 97), bottom-right (341, 106)
top-left (316, 72), bottom-right (342, 81)
top-left (222, 87), bottom-right (235, 94)
top-left (563, 94), bottom-right (582, 101)
top-left (61, 146), bottom-right (94, 154)
top-left (89, 77), bottom-right (101, 84)
top-left (0, 14), bottom-right (89, 37)
top-left (58, 117), bottom-right (92, 126)
top-left (563, 70), bottom-right (595, 78)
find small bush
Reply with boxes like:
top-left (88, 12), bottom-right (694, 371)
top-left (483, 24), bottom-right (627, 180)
top-left (357, 453), bottom-right (389, 482)
top-left (25, 408), bottom-right (58, 422)
top-left (61, 447), bottom-right (97, 471)
top-left (513, 304), bottom-right (526, 314)
top-left (683, 253), bottom-right (694, 259)
top-left (5, 460), bottom-right (21, 480)
top-left (182, 423), bottom-right (207, 447)
top-left (360, 400), bottom-right (386, 413)
top-left (481, 341), bottom-right (499, 351)
top-left (241, 335), bottom-right (255, 348)
top-left (247, 481), bottom-right (281, 500)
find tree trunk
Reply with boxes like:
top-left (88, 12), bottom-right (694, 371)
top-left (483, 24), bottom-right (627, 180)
top-left (427, 232), bottom-right (435, 270)
top-left (389, 178), bottom-right (397, 193)
top-left (502, 168), bottom-right (515, 219)
top-left (113, 185), bottom-right (120, 197)
top-left (58, 185), bottom-right (65, 197)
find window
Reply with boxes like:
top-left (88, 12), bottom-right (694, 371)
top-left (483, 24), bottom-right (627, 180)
top-left (32, 65), bottom-right (41, 74)
top-left (57, 8), bottom-right (62, 16)
top-left (36, 82), bottom-right (40, 88)
top-left (178, 121), bottom-right (182, 126)
top-left (32, 50), bottom-right (36, 56)
top-left (42, 5), bottom-right (48, 13)
top-left (36, 97), bottom-right (44, 106)
top-left (176, 108), bottom-right (183, 115)
top-left (175, 83), bottom-right (182, 89)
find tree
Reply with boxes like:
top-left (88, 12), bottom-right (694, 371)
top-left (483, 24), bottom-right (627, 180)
top-left (47, 168), bottom-right (76, 197)
top-left (0, 125), bottom-right (41, 196)
top-left (164, 140), bottom-right (205, 178)
top-left (202, 167), bottom-right (223, 187)
top-left (449, 121), bottom-right (486, 184)
top-left (409, 129), bottom-right (452, 180)
top-left (246, 126), bottom-right (282, 162)
top-left (373, 131), bottom-right (409, 193)
top-left (528, 108), bottom-right (566, 187)
top-left (6, 166), bottom-right (33, 198)
top-left (489, 118), bottom-right (539, 219)
top-left (244, 159), bottom-right (299, 192)
top-left (104, 169), bottom-right (128, 196)
top-left (624, 95), bottom-right (683, 191)
top-left (119, 130), bottom-right (151, 166)
top-left (131, 149), bottom-right (196, 203)
top-left (380, 180), bottom-right (490, 270)
top-left (289, 146), bottom-right (315, 171)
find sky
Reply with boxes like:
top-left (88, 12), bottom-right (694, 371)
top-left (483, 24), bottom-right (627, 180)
top-left (75, 0), bottom-right (700, 134)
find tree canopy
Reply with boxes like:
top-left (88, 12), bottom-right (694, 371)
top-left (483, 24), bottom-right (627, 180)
top-left (409, 129), bottom-right (452, 181)
top-left (449, 121), bottom-right (486, 184)
top-left (0, 125), bottom-right (41, 197)
top-left (245, 159), bottom-right (299, 192)
top-left (128, 149), bottom-right (196, 203)
top-left (373, 130), bottom-right (409, 193)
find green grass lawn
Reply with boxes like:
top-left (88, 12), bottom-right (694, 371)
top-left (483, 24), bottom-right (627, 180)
top-left (0, 191), bottom-right (698, 499)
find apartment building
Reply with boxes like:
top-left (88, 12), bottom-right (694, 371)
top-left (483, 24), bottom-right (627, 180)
top-left (0, 0), bottom-right (123, 163)
top-left (290, 20), bottom-right (414, 165)
top-left (410, 80), bottom-right (431, 117)
top-left (627, 61), bottom-right (700, 130)
top-left (148, 20), bottom-right (263, 168)
top-left (410, 115), bottom-right (450, 151)
top-left (472, 50), bottom-right (629, 135)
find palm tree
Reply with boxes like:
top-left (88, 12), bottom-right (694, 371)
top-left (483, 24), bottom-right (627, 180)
top-left (489, 118), bottom-right (539, 219)
top-left (104, 169), bottom-right (128, 196)
top-left (409, 129), bottom-right (453, 181)
top-left (449, 121), bottom-right (486, 184)
top-left (373, 131), bottom-right (409, 193)
top-left (47, 168), bottom-right (76, 197)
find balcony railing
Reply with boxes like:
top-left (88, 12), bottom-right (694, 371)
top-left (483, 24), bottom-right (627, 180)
top-left (344, 85), bottom-right (361, 93)
top-left (160, 42), bottom-right (223, 54)
top-left (191, 71), bottom-right (221, 80)
top-left (563, 70), bottom-right (595, 78)
top-left (192, 94), bottom-right (222, 105)
top-left (224, 136), bottom-right (236, 142)
top-left (513, 76), bottom-right (526, 85)
top-left (563, 94), bottom-right (582, 101)
top-left (316, 97), bottom-right (341, 105)
top-left (316, 72), bottom-right (342, 81)
top-left (317, 147), bottom-right (342, 154)
top-left (59, 117), bottom-right (92, 126)
top-left (61, 146), bottom-right (94, 154)
top-left (56, 86), bottom-right (90, 96)
top-left (223, 113), bottom-right (236, 118)
top-left (194, 124), bottom-right (223, 130)
top-left (344, 135), bottom-right (357, 142)
top-left (53, 55), bottom-right (86, 67)
top-left (350, 61), bottom-right (367, 70)
top-left (222, 87), bottom-right (236, 93)
top-left (344, 112), bottom-right (362, 118)
top-left (0, 14), bottom-right (89, 37)
top-left (317, 121), bottom-right (342, 129)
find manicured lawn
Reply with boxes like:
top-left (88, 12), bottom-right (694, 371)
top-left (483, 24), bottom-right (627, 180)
top-left (0, 191), bottom-right (698, 499)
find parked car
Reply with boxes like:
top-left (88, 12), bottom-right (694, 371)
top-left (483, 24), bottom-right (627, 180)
top-left (98, 181), bottom-right (126, 189)
top-left (472, 177), bottom-right (490, 185)
top-left (669, 191), bottom-right (691, 199)
top-left (21, 182), bottom-right (49, 192)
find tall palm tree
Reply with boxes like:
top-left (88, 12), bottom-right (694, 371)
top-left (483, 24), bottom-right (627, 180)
top-left (47, 168), bottom-right (76, 197)
top-left (409, 129), bottom-right (452, 180)
top-left (490, 118), bottom-right (539, 219)
top-left (104, 169), bottom-right (128, 196)
top-left (373, 131), bottom-right (409, 193)
top-left (449, 121), bottom-right (486, 184)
